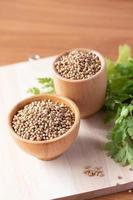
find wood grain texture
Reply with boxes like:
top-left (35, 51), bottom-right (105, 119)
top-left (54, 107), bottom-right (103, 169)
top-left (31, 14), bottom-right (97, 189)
top-left (0, 0), bottom-right (133, 199)
top-left (0, 0), bottom-right (133, 66)
top-left (0, 58), bottom-right (133, 200)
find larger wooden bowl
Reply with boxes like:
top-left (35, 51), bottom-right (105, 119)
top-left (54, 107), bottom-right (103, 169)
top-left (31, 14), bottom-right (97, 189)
top-left (52, 48), bottom-right (107, 118)
top-left (8, 94), bottom-right (80, 160)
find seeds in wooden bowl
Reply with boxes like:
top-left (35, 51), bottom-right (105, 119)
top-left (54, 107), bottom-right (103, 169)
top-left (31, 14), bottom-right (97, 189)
top-left (54, 49), bottom-right (101, 80)
top-left (12, 99), bottom-right (75, 141)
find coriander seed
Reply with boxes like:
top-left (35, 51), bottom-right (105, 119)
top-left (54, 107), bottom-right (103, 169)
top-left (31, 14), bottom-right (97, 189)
top-left (83, 166), bottom-right (104, 177)
top-left (54, 49), bottom-right (101, 80)
top-left (12, 99), bottom-right (75, 141)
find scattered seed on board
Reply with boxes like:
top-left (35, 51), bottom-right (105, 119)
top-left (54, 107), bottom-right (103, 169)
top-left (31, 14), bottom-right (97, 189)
top-left (118, 176), bottom-right (123, 180)
top-left (84, 165), bottom-right (91, 169)
top-left (83, 166), bottom-right (104, 177)
top-left (54, 50), bottom-right (101, 80)
top-left (12, 99), bottom-right (75, 141)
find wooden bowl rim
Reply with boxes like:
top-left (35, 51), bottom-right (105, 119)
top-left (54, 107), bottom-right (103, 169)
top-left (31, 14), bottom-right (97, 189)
top-left (53, 48), bottom-right (106, 82)
top-left (8, 94), bottom-right (80, 144)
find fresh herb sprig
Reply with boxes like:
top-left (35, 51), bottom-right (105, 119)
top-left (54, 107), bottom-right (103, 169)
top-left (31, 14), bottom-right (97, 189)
top-left (27, 77), bottom-right (55, 95)
top-left (105, 45), bottom-right (133, 166)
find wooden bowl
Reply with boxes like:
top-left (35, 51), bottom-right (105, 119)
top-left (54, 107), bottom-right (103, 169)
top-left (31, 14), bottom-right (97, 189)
top-left (52, 48), bottom-right (107, 118)
top-left (8, 94), bottom-right (80, 160)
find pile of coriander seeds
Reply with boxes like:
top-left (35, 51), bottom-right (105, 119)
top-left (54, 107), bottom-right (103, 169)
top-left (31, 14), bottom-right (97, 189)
top-left (84, 166), bottom-right (104, 177)
top-left (12, 99), bottom-right (75, 141)
top-left (54, 49), bottom-right (101, 80)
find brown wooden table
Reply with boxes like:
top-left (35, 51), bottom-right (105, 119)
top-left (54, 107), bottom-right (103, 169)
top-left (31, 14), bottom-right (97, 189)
top-left (0, 0), bottom-right (133, 199)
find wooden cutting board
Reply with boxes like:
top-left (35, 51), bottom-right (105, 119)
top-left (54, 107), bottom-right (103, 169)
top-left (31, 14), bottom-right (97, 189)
top-left (0, 57), bottom-right (133, 200)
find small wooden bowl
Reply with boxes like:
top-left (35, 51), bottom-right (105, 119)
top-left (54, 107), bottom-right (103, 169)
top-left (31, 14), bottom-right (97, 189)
top-left (8, 94), bottom-right (80, 160)
top-left (52, 48), bottom-right (107, 118)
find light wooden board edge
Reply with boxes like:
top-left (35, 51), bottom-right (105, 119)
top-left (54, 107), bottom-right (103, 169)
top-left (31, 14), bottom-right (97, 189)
top-left (0, 57), bottom-right (133, 200)
top-left (56, 182), bottom-right (133, 200)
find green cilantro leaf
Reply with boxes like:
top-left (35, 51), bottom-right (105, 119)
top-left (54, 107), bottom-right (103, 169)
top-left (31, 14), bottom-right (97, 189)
top-left (27, 87), bottom-right (40, 95)
top-left (116, 44), bottom-right (131, 64)
top-left (27, 77), bottom-right (55, 95)
top-left (105, 44), bottom-right (133, 166)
